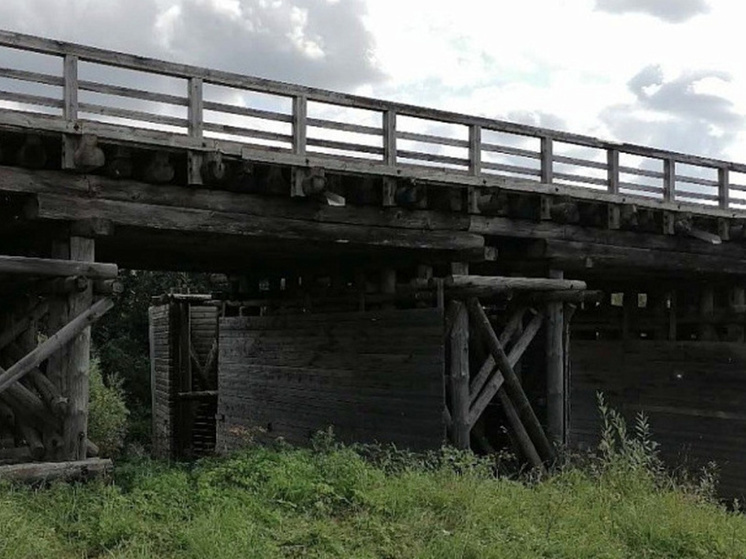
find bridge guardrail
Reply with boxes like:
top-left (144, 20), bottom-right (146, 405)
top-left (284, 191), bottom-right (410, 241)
top-left (0, 29), bottom-right (744, 217)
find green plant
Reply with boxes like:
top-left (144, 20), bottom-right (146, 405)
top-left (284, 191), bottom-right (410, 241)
top-left (88, 357), bottom-right (129, 457)
top-left (596, 391), bottom-right (662, 478)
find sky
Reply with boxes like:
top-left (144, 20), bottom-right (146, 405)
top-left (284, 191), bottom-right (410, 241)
top-left (0, 0), bottom-right (744, 164)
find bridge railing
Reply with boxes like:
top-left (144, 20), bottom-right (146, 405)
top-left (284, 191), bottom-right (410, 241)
top-left (0, 29), bottom-right (745, 214)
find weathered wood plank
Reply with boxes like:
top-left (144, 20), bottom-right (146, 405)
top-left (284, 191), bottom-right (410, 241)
top-left (0, 255), bottom-right (117, 279)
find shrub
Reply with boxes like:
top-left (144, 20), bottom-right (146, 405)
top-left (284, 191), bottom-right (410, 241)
top-left (88, 357), bottom-right (129, 457)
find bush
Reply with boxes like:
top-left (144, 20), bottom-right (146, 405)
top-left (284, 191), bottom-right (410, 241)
top-left (88, 357), bottom-right (129, 457)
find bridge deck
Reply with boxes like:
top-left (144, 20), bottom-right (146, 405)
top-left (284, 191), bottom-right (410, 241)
top-left (1, 31), bottom-right (746, 279)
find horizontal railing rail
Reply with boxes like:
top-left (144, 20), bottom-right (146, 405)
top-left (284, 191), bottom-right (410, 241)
top-left (0, 29), bottom-right (745, 214)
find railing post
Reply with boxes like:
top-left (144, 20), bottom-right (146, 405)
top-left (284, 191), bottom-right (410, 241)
top-left (467, 124), bottom-right (482, 214)
top-left (293, 95), bottom-right (307, 157)
top-left (540, 136), bottom-right (553, 183)
top-left (663, 158), bottom-right (675, 202)
top-left (382, 109), bottom-right (397, 207)
top-left (719, 166), bottom-right (730, 209)
top-left (187, 77), bottom-right (204, 185)
top-left (607, 148), bottom-right (620, 194)
top-left (61, 54), bottom-right (79, 170)
top-left (291, 95), bottom-right (308, 197)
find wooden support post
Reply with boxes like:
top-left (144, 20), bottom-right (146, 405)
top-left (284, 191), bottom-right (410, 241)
top-left (728, 286), bottom-right (745, 342)
top-left (546, 270), bottom-right (565, 447)
top-left (668, 290), bottom-right (678, 341)
top-left (449, 301), bottom-right (470, 450)
top-left (63, 236), bottom-right (95, 461)
top-left (700, 286), bottom-right (717, 341)
top-left (381, 269), bottom-right (396, 310)
top-left (467, 298), bottom-right (555, 463)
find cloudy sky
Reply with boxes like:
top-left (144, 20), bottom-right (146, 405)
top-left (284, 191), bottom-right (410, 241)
top-left (0, 0), bottom-right (744, 163)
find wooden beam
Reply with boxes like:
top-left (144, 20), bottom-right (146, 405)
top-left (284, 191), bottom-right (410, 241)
top-left (0, 458), bottom-right (112, 483)
top-left (0, 298), bottom-right (113, 397)
top-left (546, 270), bottom-right (565, 446)
top-left (446, 275), bottom-right (586, 294)
top-left (32, 193), bottom-right (485, 257)
top-left (449, 301), bottom-right (470, 450)
top-left (536, 239), bottom-right (746, 276)
top-left (467, 297), bottom-right (555, 463)
top-left (0, 255), bottom-right (117, 279)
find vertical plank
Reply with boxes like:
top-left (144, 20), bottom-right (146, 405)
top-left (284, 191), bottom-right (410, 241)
top-left (607, 149), bottom-right (620, 195)
top-left (64, 236), bottom-right (94, 461)
top-left (148, 306), bottom-right (157, 452)
top-left (469, 125), bottom-right (482, 176)
top-left (700, 286), bottom-right (716, 341)
top-left (719, 167), bottom-right (730, 210)
top-left (63, 54), bottom-right (78, 120)
top-left (546, 270), bottom-right (564, 446)
top-left (728, 286), bottom-right (745, 342)
top-left (663, 158), bottom-right (675, 203)
top-left (449, 301), bottom-right (470, 450)
top-left (540, 136), bottom-right (553, 184)
top-left (293, 95), bottom-right (308, 156)
top-left (383, 109), bottom-right (397, 166)
top-left (668, 290), bottom-right (678, 341)
top-left (177, 301), bottom-right (193, 457)
top-left (187, 77), bottom-right (204, 186)
top-left (382, 110), bottom-right (397, 207)
top-left (62, 54), bottom-right (79, 170)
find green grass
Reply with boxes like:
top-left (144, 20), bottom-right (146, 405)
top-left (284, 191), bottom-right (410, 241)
top-left (2, 439), bottom-right (746, 559)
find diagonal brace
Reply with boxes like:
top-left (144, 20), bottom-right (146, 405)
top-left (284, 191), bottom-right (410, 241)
top-left (0, 298), bottom-right (113, 396)
top-left (467, 312), bottom-right (544, 427)
top-left (467, 297), bottom-right (555, 463)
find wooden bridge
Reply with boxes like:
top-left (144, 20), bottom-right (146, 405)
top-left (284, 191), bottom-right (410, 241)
top-left (2, 31), bottom-right (746, 493)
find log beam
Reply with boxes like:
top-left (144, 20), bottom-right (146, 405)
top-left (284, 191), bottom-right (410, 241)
top-left (0, 458), bottom-right (113, 484)
top-left (0, 255), bottom-right (117, 279)
top-left (546, 270), bottom-right (565, 446)
top-left (449, 301), bottom-right (470, 450)
top-left (65, 236), bottom-right (95, 460)
top-left (446, 275), bottom-right (586, 295)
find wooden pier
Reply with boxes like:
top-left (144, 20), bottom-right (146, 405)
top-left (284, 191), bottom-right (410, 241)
top-left (1, 31), bottom-right (746, 493)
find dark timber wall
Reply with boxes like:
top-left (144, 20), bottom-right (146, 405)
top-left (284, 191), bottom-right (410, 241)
top-left (570, 340), bottom-right (746, 499)
top-left (149, 304), bottom-right (174, 459)
top-left (149, 301), bottom-right (219, 459)
top-left (217, 308), bottom-right (446, 451)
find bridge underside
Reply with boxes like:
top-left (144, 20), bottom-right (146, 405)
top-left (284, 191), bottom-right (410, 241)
top-left (2, 123), bottom-right (746, 494)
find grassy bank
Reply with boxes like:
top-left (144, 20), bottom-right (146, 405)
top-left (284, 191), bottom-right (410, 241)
top-left (1, 438), bottom-right (745, 559)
